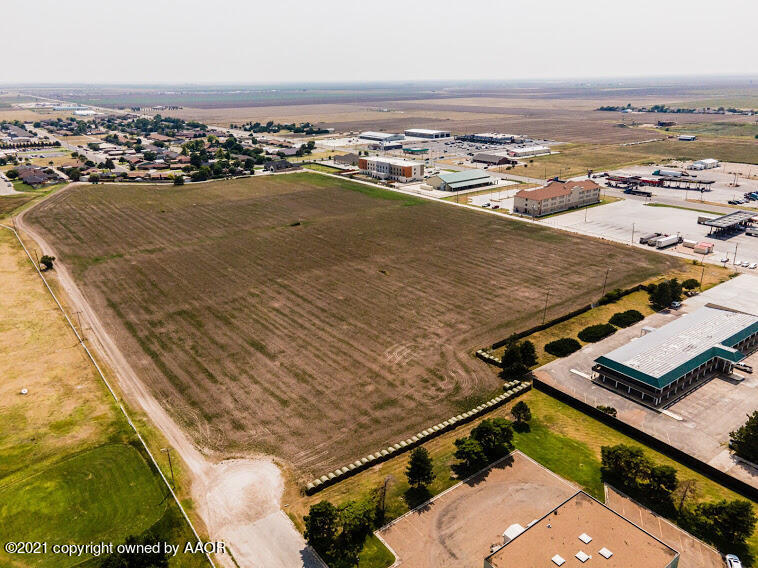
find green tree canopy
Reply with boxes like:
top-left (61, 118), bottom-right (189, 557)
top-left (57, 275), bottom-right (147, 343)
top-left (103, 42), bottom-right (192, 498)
top-left (304, 500), bottom-right (339, 557)
top-left (511, 401), bottom-right (532, 424)
top-left (406, 447), bottom-right (435, 488)
top-left (730, 411), bottom-right (758, 464)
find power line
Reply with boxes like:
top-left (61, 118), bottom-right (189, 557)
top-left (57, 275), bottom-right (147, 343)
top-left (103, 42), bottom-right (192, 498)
top-left (0, 222), bottom-right (215, 568)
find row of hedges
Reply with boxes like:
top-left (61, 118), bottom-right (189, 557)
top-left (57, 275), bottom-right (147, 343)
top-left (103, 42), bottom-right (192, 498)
top-left (546, 310), bottom-right (646, 358)
top-left (578, 323), bottom-right (617, 343)
top-left (609, 309), bottom-right (644, 328)
top-left (545, 338), bottom-right (582, 357)
top-left (305, 381), bottom-right (530, 494)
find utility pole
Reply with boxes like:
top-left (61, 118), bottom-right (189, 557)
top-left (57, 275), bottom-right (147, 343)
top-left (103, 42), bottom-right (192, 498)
top-left (161, 448), bottom-right (175, 488)
top-left (74, 311), bottom-right (83, 336)
top-left (33, 249), bottom-right (39, 267)
top-left (378, 476), bottom-right (391, 523)
top-left (699, 261), bottom-right (706, 290)
top-left (601, 267), bottom-right (611, 297)
top-left (542, 290), bottom-right (550, 324)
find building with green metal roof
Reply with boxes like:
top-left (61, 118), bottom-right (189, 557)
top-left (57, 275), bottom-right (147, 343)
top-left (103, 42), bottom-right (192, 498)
top-left (426, 169), bottom-right (494, 192)
top-left (593, 306), bottom-right (758, 407)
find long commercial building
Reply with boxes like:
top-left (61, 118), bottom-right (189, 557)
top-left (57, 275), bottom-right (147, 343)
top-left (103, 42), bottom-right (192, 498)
top-left (404, 128), bottom-right (450, 139)
top-left (458, 132), bottom-right (524, 144)
top-left (359, 131), bottom-right (404, 142)
top-left (507, 144), bottom-right (550, 157)
top-left (484, 492), bottom-right (679, 568)
top-left (513, 180), bottom-right (600, 217)
top-left (426, 169), bottom-right (494, 191)
top-left (358, 156), bottom-right (424, 182)
top-left (593, 305), bottom-right (758, 407)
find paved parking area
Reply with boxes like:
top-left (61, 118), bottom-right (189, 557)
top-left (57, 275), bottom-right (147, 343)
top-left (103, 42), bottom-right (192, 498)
top-left (543, 197), bottom-right (758, 267)
top-left (536, 274), bottom-right (758, 492)
top-left (377, 451), bottom-right (576, 568)
top-left (605, 487), bottom-right (723, 568)
top-left (609, 163), bottom-right (758, 206)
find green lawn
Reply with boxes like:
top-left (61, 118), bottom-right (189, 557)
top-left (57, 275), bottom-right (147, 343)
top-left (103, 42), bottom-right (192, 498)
top-left (0, 444), bottom-right (167, 568)
top-left (0, 194), bottom-right (37, 217)
top-left (302, 163), bottom-right (343, 174)
top-left (358, 535), bottom-right (396, 568)
top-left (645, 202), bottom-right (725, 215)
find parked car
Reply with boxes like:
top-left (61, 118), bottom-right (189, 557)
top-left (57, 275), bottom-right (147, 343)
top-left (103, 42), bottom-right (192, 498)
top-left (734, 363), bottom-right (754, 373)
top-left (670, 301), bottom-right (682, 309)
top-left (482, 202), bottom-right (491, 208)
top-left (726, 554), bottom-right (743, 568)
top-left (749, 263), bottom-right (758, 270)
top-left (741, 261), bottom-right (751, 267)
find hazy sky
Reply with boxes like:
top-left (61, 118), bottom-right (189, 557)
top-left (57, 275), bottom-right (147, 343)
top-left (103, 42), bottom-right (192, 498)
top-left (4, 0), bottom-right (757, 84)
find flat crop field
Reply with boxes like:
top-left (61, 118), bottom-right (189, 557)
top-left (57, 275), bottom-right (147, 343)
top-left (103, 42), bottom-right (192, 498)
top-left (25, 173), bottom-right (681, 476)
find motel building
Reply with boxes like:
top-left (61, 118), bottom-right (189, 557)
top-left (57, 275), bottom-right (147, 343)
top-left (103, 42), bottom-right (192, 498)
top-left (513, 180), bottom-right (601, 217)
top-left (358, 156), bottom-right (424, 182)
top-left (593, 306), bottom-right (758, 407)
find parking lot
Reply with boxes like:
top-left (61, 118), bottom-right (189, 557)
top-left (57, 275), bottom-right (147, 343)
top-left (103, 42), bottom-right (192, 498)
top-left (607, 163), bottom-right (758, 207)
top-left (543, 196), bottom-right (758, 268)
top-left (536, 274), bottom-right (758, 492)
top-left (377, 451), bottom-right (577, 568)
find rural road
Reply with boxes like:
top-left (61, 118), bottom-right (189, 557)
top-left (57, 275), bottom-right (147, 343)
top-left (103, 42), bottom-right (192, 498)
top-left (15, 192), bottom-right (323, 568)
top-left (0, 170), bottom-right (18, 195)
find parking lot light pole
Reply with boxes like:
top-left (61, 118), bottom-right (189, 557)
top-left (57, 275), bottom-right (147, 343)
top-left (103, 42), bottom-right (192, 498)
top-left (631, 222), bottom-right (635, 244)
top-left (734, 243), bottom-right (739, 265)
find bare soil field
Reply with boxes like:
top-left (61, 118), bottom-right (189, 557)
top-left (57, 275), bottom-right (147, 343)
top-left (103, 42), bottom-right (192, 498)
top-left (160, 90), bottom-right (757, 144)
top-left (24, 173), bottom-right (680, 476)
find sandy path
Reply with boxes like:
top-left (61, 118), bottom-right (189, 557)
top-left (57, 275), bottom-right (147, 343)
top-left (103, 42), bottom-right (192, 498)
top-left (15, 192), bottom-right (320, 568)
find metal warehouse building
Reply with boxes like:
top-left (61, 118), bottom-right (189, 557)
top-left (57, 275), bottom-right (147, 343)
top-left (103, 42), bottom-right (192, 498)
top-left (472, 152), bottom-right (516, 166)
top-left (359, 131), bottom-right (404, 142)
top-left (404, 128), bottom-right (450, 139)
top-left (593, 306), bottom-right (758, 407)
top-left (426, 169), bottom-right (494, 191)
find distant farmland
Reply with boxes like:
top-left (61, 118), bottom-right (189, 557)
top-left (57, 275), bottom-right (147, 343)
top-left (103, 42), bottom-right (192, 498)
top-left (25, 173), bottom-right (680, 476)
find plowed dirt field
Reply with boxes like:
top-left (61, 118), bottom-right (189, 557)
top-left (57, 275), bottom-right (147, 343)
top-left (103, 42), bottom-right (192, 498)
top-left (24, 173), bottom-right (680, 476)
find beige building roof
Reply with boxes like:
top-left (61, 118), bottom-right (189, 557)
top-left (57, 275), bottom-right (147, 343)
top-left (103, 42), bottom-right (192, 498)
top-left (485, 492), bottom-right (679, 568)
top-left (515, 181), bottom-right (571, 201)
top-left (515, 179), bottom-right (600, 202)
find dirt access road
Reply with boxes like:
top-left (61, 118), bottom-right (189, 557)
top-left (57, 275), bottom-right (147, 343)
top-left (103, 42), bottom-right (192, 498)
top-left (15, 194), bottom-right (323, 568)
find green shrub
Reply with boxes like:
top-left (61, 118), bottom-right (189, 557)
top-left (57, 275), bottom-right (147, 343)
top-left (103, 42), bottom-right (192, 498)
top-left (609, 309), bottom-right (644, 328)
top-left (578, 323), bottom-right (616, 343)
top-left (598, 288), bottom-right (624, 305)
top-left (544, 337), bottom-right (582, 357)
